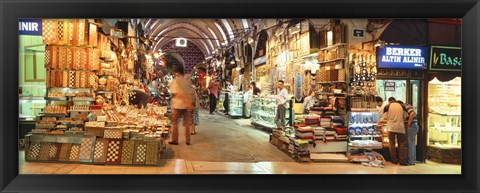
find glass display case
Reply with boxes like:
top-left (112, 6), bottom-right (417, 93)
top-left (216, 91), bottom-right (226, 113)
top-left (347, 111), bottom-right (383, 149)
top-left (427, 77), bottom-right (461, 149)
top-left (251, 96), bottom-right (292, 129)
top-left (228, 92), bottom-right (244, 117)
top-left (19, 85), bottom-right (47, 121)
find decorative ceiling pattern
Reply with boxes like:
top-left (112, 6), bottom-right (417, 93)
top-left (141, 19), bottom-right (257, 56)
top-left (161, 40), bottom-right (204, 74)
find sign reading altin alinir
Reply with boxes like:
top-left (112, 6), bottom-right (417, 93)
top-left (377, 46), bottom-right (428, 69)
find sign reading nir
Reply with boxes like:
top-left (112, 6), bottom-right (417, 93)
top-left (377, 46), bottom-right (428, 69)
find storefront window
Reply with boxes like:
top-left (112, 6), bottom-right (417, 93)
top-left (427, 77), bottom-right (461, 148)
top-left (375, 79), bottom-right (407, 102)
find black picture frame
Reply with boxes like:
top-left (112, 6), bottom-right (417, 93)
top-left (1, 0), bottom-right (479, 192)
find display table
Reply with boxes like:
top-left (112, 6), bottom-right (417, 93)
top-left (24, 105), bottom-right (171, 166)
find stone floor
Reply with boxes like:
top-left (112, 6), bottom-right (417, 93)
top-left (19, 109), bottom-right (461, 174)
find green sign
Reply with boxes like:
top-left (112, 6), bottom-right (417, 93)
top-left (429, 46), bottom-right (461, 71)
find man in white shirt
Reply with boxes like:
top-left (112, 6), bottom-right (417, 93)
top-left (274, 80), bottom-right (290, 130)
top-left (243, 85), bottom-right (253, 118)
top-left (169, 67), bottom-right (194, 145)
top-left (383, 99), bottom-right (408, 165)
top-left (302, 91), bottom-right (317, 114)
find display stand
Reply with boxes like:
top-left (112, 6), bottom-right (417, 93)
top-left (251, 96), bottom-right (293, 132)
top-left (228, 92), bottom-right (244, 118)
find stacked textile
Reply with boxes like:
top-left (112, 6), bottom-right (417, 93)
top-left (313, 127), bottom-right (326, 141)
top-left (331, 116), bottom-right (345, 127)
top-left (295, 126), bottom-right (315, 143)
top-left (320, 116), bottom-right (332, 128)
top-left (324, 128), bottom-right (336, 142)
top-left (304, 115), bottom-right (320, 126)
top-left (323, 107), bottom-right (335, 115)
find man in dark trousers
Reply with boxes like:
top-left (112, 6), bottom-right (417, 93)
top-left (169, 67), bottom-right (194, 145)
top-left (383, 99), bottom-right (408, 165)
top-left (207, 80), bottom-right (220, 114)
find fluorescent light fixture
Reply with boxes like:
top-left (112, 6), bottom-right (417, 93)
top-left (327, 30), bottom-right (333, 46)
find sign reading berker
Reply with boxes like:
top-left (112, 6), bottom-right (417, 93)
top-left (377, 45), bottom-right (428, 69)
top-left (429, 46), bottom-right (461, 71)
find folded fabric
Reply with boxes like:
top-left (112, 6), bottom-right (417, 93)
top-left (335, 127), bottom-right (348, 135)
top-left (297, 126), bottom-right (314, 132)
top-left (325, 131), bottom-right (336, 135)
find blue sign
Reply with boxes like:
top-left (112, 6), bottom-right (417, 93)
top-left (19, 19), bottom-right (42, 35)
top-left (377, 45), bottom-right (428, 69)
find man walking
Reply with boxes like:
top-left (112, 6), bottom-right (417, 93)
top-left (274, 80), bottom-right (290, 130)
top-left (207, 80), bottom-right (220, 114)
top-left (169, 67), bottom-right (194, 145)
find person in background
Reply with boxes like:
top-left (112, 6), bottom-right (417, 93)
top-left (251, 81), bottom-right (261, 95)
top-left (190, 85), bottom-right (200, 135)
top-left (222, 81), bottom-right (233, 115)
top-left (129, 84), bottom-right (149, 109)
top-left (397, 100), bottom-right (419, 165)
top-left (207, 80), bottom-right (220, 114)
top-left (383, 99), bottom-right (408, 165)
top-left (302, 90), bottom-right (317, 114)
top-left (274, 80), bottom-right (290, 130)
top-left (169, 67), bottom-right (194, 145)
top-left (243, 85), bottom-right (253, 118)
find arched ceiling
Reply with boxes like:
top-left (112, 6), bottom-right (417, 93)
top-left (141, 19), bottom-right (258, 56)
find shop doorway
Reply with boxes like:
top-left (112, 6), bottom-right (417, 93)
top-left (376, 78), bottom-right (424, 162)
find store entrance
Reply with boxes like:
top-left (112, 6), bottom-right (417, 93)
top-left (376, 78), bottom-right (424, 162)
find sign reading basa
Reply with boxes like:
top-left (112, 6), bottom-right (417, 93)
top-left (377, 46), bottom-right (428, 69)
top-left (429, 46), bottom-right (461, 71)
top-left (19, 19), bottom-right (42, 35)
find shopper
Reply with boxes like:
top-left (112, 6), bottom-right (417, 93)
top-left (207, 80), bottom-right (220, 114)
top-left (302, 91), bottom-right (317, 114)
top-left (383, 99), bottom-right (408, 165)
top-left (274, 80), bottom-right (290, 130)
top-left (251, 81), bottom-right (261, 95)
top-left (190, 85), bottom-right (200, 135)
top-left (129, 86), bottom-right (149, 109)
top-left (223, 81), bottom-right (233, 115)
top-left (397, 100), bottom-right (419, 165)
top-left (243, 85), bottom-right (253, 118)
top-left (169, 67), bottom-right (194, 145)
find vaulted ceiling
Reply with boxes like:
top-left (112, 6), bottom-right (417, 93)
top-left (141, 19), bottom-right (259, 57)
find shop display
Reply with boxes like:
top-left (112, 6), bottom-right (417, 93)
top-left (427, 77), bottom-right (461, 163)
top-left (228, 92), bottom-right (244, 117)
top-left (251, 96), bottom-right (292, 129)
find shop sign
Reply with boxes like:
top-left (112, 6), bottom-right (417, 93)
top-left (429, 46), bottom-right (461, 71)
top-left (377, 45), bottom-right (428, 69)
top-left (353, 29), bottom-right (364, 38)
top-left (384, 82), bottom-right (396, 91)
top-left (253, 56), bottom-right (266, 66)
top-left (19, 19), bottom-right (42, 36)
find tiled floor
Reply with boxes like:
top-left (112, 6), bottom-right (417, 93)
top-left (19, 151), bottom-right (461, 174)
top-left (19, 109), bottom-right (462, 175)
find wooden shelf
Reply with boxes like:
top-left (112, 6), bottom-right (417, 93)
top-left (318, 58), bottom-right (347, 64)
top-left (319, 43), bottom-right (348, 51)
top-left (317, 81), bottom-right (347, 84)
top-left (44, 97), bottom-right (68, 101)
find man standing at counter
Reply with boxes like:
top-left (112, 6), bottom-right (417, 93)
top-left (383, 99), bottom-right (408, 165)
top-left (274, 80), bottom-right (289, 130)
